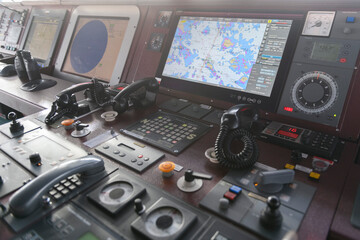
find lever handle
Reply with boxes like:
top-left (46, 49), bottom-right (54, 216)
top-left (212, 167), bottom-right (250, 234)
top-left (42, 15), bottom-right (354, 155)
top-left (254, 169), bottom-right (295, 194)
top-left (74, 121), bottom-right (89, 131)
top-left (184, 169), bottom-right (213, 182)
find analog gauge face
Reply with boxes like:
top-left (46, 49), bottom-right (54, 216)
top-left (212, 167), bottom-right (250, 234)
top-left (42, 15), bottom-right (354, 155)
top-left (145, 207), bottom-right (184, 237)
top-left (291, 71), bottom-right (338, 115)
top-left (154, 11), bottom-right (172, 28)
top-left (302, 11), bottom-right (336, 36)
top-left (99, 181), bottom-right (133, 205)
top-left (148, 33), bottom-right (165, 52)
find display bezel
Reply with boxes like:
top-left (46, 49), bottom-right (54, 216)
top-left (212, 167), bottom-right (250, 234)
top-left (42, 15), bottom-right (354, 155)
top-left (156, 12), bottom-right (303, 112)
top-left (20, 8), bottom-right (68, 68)
top-left (53, 5), bottom-right (140, 85)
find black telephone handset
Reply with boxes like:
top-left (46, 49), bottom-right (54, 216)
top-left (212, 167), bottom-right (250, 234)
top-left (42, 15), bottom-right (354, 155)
top-left (215, 104), bottom-right (259, 169)
top-left (9, 155), bottom-right (104, 218)
top-left (112, 77), bottom-right (159, 113)
top-left (45, 79), bottom-right (111, 125)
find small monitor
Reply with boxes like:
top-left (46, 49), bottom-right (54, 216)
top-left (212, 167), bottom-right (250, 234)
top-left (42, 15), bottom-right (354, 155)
top-left (157, 14), bottom-right (302, 112)
top-left (20, 8), bottom-right (67, 68)
top-left (54, 5), bottom-right (140, 85)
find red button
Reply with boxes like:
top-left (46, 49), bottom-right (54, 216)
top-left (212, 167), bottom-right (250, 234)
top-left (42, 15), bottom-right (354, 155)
top-left (224, 191), bottom-right (237, 201)
top-left (138, 155), bottom-right (143, 158)
top-left (340, 58), bottom-right (347, 63)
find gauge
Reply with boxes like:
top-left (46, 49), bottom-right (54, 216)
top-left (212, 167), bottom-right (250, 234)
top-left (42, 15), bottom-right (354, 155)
top-left (148, 32), bottom-right (165, 52)
top-left (99, 181), bottom-right (133, 205)
top-left (302, 11), bottom-right (336, 37)
top-left (144, 206), bottom-right (184, 237)
top-left (291, 71), bottom-right (338, 115)
top-left (154, 11), bottom-right (172, 28)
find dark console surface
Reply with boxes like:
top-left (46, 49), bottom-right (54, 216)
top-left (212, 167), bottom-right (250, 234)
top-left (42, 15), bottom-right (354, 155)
top-left (1, 2), bottom-right (360, 240)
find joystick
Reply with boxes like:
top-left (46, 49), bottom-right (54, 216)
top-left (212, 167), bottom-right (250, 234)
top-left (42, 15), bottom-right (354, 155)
top-left (71, 121), bottom-right (91, 138)
top-left (134, 198), bottom-right (146, 215)
top-left (260, 195), bottom-right (283, 229)
top-left (177, 169), bottom-right (212, 192)
top-left (8, 112), bottom-right (24, 133)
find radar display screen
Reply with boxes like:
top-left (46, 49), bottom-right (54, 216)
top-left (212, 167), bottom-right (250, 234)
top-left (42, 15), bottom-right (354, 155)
top-left (62, 16), bottom-right (129, 82)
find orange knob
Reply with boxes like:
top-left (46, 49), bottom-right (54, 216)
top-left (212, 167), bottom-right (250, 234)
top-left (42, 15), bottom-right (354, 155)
top-left (159, 161), bottom-right (175, 177)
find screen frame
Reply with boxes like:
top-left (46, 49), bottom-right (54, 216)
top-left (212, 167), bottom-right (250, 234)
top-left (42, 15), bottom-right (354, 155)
top-left (53, 5), bottom-right (140, 85)
top-left (156, 11), bottom-right (303, 112)
top-left (19, 8), bottom-right (68, 68)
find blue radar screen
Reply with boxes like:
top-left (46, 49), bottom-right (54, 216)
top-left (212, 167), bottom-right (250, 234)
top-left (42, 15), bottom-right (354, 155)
top-left (70, 20), bottom-right (108, 73)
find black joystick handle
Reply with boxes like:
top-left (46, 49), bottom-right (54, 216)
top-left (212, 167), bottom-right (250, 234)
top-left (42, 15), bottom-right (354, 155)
top-left (8, 112), bottom-right (24, 133)
top-left (74, 121), bottom-right (88, 131)
top-left (184, 169), bottom-right (213, 182)
top-left (260, 195), bottom-right (283, 229)
top-left (134, 198), bottom-right (145, 215)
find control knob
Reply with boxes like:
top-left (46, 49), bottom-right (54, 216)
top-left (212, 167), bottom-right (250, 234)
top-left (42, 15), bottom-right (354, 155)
top-left (29, 152), bottom-right (41, 165)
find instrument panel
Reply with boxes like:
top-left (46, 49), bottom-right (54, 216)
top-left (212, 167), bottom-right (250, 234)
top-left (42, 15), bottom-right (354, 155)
top-left (0, 3), bottom-right (360, 240)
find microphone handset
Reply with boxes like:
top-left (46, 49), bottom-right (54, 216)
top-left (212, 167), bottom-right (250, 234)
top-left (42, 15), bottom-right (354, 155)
top-left (214, 104), bottom-right (259, 169)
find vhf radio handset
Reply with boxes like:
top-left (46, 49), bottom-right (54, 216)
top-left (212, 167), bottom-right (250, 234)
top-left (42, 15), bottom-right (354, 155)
top-left (214, 104), bottom-right (259, 169)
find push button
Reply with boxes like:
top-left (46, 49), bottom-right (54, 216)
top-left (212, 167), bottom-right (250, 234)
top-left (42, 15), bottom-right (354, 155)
top-left (229, 185), bottom-right (242, 194)
top-left (346, 16), bottom-right (355, 23)
top-left (224, 191), bottom-right (237, 201)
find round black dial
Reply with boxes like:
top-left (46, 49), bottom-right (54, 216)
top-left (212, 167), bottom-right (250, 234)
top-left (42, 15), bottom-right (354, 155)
top-left (148, 33), bottom-right (165, 52)
top-left (291, 71), bottom-right (338, 114)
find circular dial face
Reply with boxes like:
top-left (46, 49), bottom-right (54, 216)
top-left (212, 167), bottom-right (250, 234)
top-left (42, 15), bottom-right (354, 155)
top-left (302, 11), bottom-right (336, 36)
top-left (291, 71), bottom-right (338, 114)
top-left (155, 11), bottom-right (172, 28)
top-left (145, 206), bottom-right (183, 237)
top-left (99, 181), bottom-right (133, 205)
top-left (148, 33), bottom-right (165, 52)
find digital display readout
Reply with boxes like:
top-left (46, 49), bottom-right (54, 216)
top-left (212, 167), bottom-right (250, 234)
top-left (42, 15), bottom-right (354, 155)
top-left (277, 125), bottom-right (303, 139)
top-left (311, 42), bottom-right (341, 62)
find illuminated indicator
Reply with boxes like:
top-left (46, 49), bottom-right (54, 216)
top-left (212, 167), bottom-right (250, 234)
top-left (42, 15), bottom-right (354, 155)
top-left (277, 125), bottom-right (303, 139)
top-left (278, 130), bottom-right (299, 139)
top-left (284, 107), bottom-right (293, 112)
top-left (340, 58), bottom-right (347, 63)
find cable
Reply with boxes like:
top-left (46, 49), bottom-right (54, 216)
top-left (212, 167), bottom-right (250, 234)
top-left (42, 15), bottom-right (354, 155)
top-left (214, 121), bottom-right (259, 169)
top-left (90, 78), bottom-right (113, 107)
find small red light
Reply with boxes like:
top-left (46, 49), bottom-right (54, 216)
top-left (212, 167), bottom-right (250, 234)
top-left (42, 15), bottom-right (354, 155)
top-left (284, 107), bottom-right (293, 112)
top-left (340, 58), bottom-right (347, 63)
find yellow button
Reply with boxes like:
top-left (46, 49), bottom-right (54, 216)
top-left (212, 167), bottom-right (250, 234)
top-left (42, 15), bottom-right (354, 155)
top-left (309, 171), bottom-right (320, 180)
top-left (285, 163), bottom-right (295, 170)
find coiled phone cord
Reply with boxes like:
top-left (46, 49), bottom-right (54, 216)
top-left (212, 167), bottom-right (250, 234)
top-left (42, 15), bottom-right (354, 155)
top-left (214, 120), bottom-right (259, 169)
top-left (90, 78), bottom-right (113, 107)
